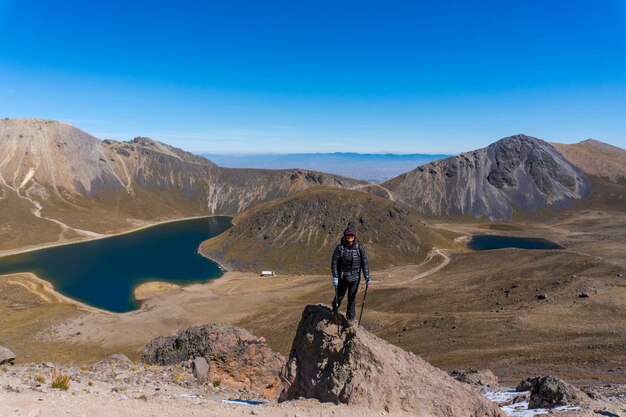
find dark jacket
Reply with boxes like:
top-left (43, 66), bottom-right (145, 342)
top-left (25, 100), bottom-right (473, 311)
top-left (331, 235), bottom-right (369, 283)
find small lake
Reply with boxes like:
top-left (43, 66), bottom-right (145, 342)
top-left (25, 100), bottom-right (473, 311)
top-left (468, 235), bottom-right (563, 251)
top-left (0, 216), bottom-right (232, 313)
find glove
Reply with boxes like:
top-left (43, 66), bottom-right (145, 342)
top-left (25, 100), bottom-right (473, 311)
top-left (365, 276), bottom-right (371, 285)
top-left (332, 277), bottom-right (339, 288)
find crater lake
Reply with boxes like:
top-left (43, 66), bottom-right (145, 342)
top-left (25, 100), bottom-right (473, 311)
top-left (0, 216), bottom-right (232, 312)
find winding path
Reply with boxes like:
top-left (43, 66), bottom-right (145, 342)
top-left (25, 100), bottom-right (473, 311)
top-left (377, 248), bottom-right (451, 287)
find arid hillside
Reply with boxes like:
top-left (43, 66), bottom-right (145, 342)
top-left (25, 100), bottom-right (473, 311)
top-left (0, 119), bottom-right (363, 251)
top-left (383, 134), bottom-right (592, 220)
top-left (552, 139), bottom-right (626, 183)
top-left (200, 187), bottom-right (453, 274)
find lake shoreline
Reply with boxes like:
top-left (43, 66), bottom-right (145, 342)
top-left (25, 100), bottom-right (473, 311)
top-left (0, 215), bottom-right (233, 312)
top-left (0, 214), bottom-right (233, 259)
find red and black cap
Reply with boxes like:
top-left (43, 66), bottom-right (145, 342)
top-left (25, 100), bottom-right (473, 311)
top-left (343, 225), bottom-right (357, 237)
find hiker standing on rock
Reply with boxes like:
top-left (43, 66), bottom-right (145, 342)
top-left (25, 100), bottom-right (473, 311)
top-left (331, 225), bottom-right (370, 324)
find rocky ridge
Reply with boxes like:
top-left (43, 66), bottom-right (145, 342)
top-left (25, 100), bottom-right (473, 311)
top-left (552, 139), bottom-right (626, 183)
top-left (383, 134), bottom-right (592, 220)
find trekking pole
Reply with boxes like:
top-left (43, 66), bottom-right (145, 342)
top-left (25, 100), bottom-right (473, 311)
top-left (358, 281), bottom-right (369, 327)
top-left (334, 285), bottom-right (340, 336)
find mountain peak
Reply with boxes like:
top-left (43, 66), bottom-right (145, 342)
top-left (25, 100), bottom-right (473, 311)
top-left (384, 134), bottom-right (591, 220)
top-left (493, 134), bottom-right (544, 145)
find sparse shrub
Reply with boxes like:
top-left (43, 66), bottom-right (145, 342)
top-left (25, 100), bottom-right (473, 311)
top-left (50, 369), bottom-right (70, 390)
top-left (172, 370), bottom-right (186, 382)
top-left (137, 394), bottom-right (148, 401)
top-left (212, 379), bottom-right (221, 388)
top-left (87, 379), bottom-right (93, 386)
top-left (34, 371), bottom-right (46, 384)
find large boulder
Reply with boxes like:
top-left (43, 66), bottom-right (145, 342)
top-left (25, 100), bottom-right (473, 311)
top-left (279, 305), bottom-right (505, 416)
top-left (0, 346), bottom-right (16, 365)
top-left (519, 376), bottom-right (587, 409)
top-left (142, 323), bottom-right (285, 399)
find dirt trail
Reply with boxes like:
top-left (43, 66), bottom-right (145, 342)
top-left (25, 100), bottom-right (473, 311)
top-left (379, 248), bottom-right (451, 287)
top-left (353, 183), bottom-right (395, 201)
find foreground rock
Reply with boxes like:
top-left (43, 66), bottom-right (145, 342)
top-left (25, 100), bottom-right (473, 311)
top-left (517, 376), bottom-right (588, 409)
top-left (142, 323), bottom-right (285, 399)
top-left (0, 346), bottom-right (16, 365)
top-left (2, 361), bottom-right (396, 417)
top-left (279, 304), bottom-right (505, 416)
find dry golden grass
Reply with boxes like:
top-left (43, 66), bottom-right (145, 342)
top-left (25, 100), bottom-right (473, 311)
top-left (50, 368), bottom-right (70, 390)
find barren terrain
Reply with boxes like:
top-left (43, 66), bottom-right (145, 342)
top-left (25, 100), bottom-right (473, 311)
top-left (1, 207), bottom-right (624, 389)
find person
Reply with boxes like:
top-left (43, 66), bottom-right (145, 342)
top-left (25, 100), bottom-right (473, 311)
top-left (331, 225), bottom-right (370, 324)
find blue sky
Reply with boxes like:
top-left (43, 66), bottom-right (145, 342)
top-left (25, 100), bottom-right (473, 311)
top-left (1, 0), bottom-right (625, 154)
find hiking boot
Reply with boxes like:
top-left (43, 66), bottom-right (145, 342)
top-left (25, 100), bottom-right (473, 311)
top-left (346, 319), bottom-right (357, 327)
top-left (332, 304), bottom-right (339, 315)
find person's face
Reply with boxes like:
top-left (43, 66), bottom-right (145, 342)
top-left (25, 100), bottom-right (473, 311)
top-left (345, 234), bottom-right (355, 243)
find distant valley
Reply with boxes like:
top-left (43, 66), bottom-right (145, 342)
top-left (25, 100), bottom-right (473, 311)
top-left (203, 152), bottom-right (451, 182)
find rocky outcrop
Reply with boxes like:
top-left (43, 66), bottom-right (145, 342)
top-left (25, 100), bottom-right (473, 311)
top-left (279, 305), bottom-right (505, 416)
top-left (0, 345), bottom-right (16, 365)
top-left (383, 134), bottom-right (592, 220)
top-left (200, 186), bottom-right (450, 274)
top-left (142, 323), bottom-right (285, 399)
top-left (518, 376), bottom-right (588, 409)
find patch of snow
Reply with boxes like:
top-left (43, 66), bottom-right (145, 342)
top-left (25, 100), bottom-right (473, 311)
top-left (483, 389), bottom-right (524, 404)
top-left (221, 399), bottom-right (265, 405)
top-left (176, 393), bottom-right (198, 398)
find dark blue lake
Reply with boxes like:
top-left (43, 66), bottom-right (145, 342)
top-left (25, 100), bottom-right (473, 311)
top-left (0, 216), bottom-right (232, 313)
top-left (468, 235), bottom-right (563, 251)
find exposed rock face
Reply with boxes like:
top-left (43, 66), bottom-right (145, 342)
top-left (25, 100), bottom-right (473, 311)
top-left (279, 305), bottom-right (505, 416)
top-left (142, 323), bottom-right (285, 399)
top-left (383, 135), bottom-right (592, 220)
top-left (519, 376), bottom-right (588, 409)
top-left (0, 345), bottom-right (16, 365)
top-left (200, 186), bottom-right (450, 274)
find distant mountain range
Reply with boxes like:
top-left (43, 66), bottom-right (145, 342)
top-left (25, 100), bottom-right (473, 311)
top-left (0, 119), bottom-right (363, 251)
top-left (202, 153), bottom-right (451, 182)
